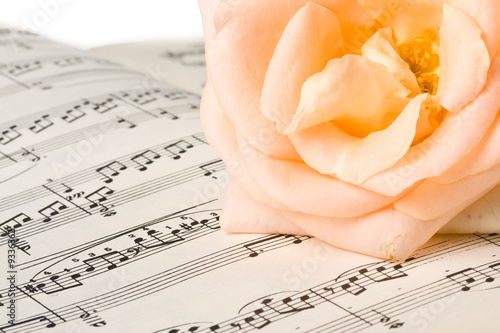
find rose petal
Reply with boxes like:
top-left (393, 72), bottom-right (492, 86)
top-left (361, 56), bottom-right (500, 196)
top-left (438, 3), bottom-right (490, 112)
top-left (285, 55), bottom-right (410, 136)
top-left (221, 180), bottom-right (306, 235)
top-left (450, 0), bottom-right (500, 59)
top-left (197, 0), bottom-right (217, 46)
top-left (283, 207), bottom-right (459, 260)
top-left (394, 163), bottom-right (500, 220)
top-left (201, 81), bottom-right (293, 212)
top-left (361, 27), bottom-right (420, 95)
top-left (234, 133), bottom-right (400, 218)
top-left (358, 0), bottom-right (445, 43)
top-left (207, 0), bottom-right (307, 159)
top-left (433, 114), bottom-right (500, 184)
top-left (290, 94), bottom-right (432, 184)
top-left (261, 3), bottom-right (343, 133)
top-left (439, 184), bottom-right (500, 233)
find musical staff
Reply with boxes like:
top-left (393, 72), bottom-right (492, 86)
top-left (0, 133), bottom-right (206, 212)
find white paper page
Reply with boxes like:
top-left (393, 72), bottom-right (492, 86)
top-left (90, 38), bottom-right (207, 95)
top-left (0, 27), bottom-right (499, 333)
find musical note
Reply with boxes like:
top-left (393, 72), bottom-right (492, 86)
top-left (8, 60), bottom-right (42, 76)
top-left (199, 160), bottom-right (222, 177)
top-left (29, 114), bottom-right (54, 133)
top-left (117, 116), bottom-right (136, 129)
top-left (340, 275), bottom-right (367, 296)
top-left (54, 57), bottom-right (83, 67)
top-left (78, 305), bottom-right (92, 319)
top-left (489, 262), bottom-right (500, 272)
top-left (122, 90), bottom-right (158, 105)
top-left (163, 90), bottom-right (189, 101)
top-left (209, 325), bottom-right (220, 332)
top-left (134, 228), bottom-right (184, 250)
top-left (85, 186), bottom-right (114, 209)
top-left (24, 284), bottom-right (38, 293)
top-left (372, 309), bottom-right (390, 323)
top-left (261, 295), bottom-right (314, 314)
top-left (60, 183), bottom-right (73, 193)
top-left (131, 150), bottom-right (161, 171)
top-left (361, 264), bottom-right (407, 283)
top-left (165, 140), bottom-right (193, 160)
top-left (243, 234), bottom-right (297, 258)
top-left (21, 147), bottom-right (41, 162)
top-left (36, 272), bottom-right (83, 294)
top-left (0, 316), bottom-right (56, 330)
top-left (389, 322), bottom-right (404, 329)
top-left (157, 108), bottom-right (179, 120)
top-left (0, 125), bottom-right (21, 145)
top-left (96, 161), bottom-right (127, 183)
top-left (31, 80), bottom-right (52, 90)
top-left (231, 308), bottom-right (271, 330)
top-left (61, 107), bottom-right (86, 123)
top-left (446, 267), bottom-right (495, 291)
top-left (86, 97), bottom-right (118, 114)
top-left (0, 213), bottom-right (32, 237)
top-left (83, 251), bottom-right (129, 272)
top-left (38, 201), bottom-right (68, 222)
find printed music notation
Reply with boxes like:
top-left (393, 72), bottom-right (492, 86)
top-left (0, 27), bottom-right (499, 333)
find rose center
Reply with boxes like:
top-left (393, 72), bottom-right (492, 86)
top-left (397, 29), bottom-right (440, 95)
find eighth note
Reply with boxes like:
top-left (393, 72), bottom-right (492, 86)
top-left (38, 201), bottom-right (68, 222)
top-left (29, 114), bottom-right (54, 133)
top-left (1, 213), bottom-right (32, 237)
top-left (0, 126), bottom-right (21, 145)
top-left (446, 267), bottom-right (494, 291)
top-left (165, 140), bottom-right (193, 160)
top-left (85, 186), bottom-right (115, 209)
top-left (96, 161), bottom-right (127, 183)
top-left (131, 150), bottom-right (160, 171)
top-left (199, 160), bottom-right (222, 177)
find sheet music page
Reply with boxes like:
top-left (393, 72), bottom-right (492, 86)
top-left (0, 27), bottom-right (499, 333)
top-left (90, 38), bottom-right (207, 95)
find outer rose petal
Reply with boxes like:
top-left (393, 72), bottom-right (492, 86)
top-left (234, 133), bottom-right (401, 218)
top-left (289, 94), bottom-right (432, 184)
top-left (197, 0), bottom-right (217, 46)
top-left (433, 115), bottom-right (500, 184)
top-left (287, 55), bottom-right (410, 136)
top-left (450, 0), bottom-right (500, 59)
top-left (219, 176), bottom-right (459, 260)
top-left (394, 163), bottom-right (500, 220)
top-left (201, 81), bottom-right (293, 212)
top-left (221, 181), bottom-right (306, 235)
top-left (438, 4), bottom-right (490, 112)
top-left (361, 56), bottom-right (500, 196)
top-left (261, 3), bottom-right (343, 133)
top-left (206, 0), bottom-right (305, 159)
top-left (283, 207), bottom-right (460, 260)
top-left (439, 184), bottom-right (500, 233)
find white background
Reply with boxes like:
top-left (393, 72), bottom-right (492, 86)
top-left (0, 0), bottom-right (204, 49)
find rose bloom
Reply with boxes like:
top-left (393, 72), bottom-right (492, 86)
top-left (198, 0), bottom-right (500, 259)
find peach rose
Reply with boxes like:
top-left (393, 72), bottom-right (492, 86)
top-left (198, 0), bottom-right (500, 259)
